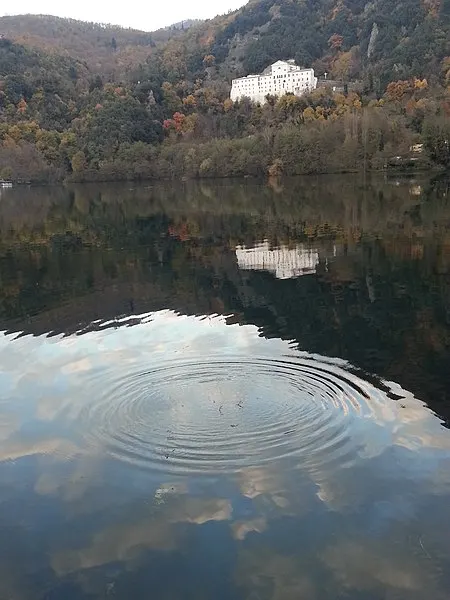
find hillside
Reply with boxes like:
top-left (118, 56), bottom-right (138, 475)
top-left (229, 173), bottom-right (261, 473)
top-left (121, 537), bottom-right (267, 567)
top-left (0, 3), bottom-right (449, 183)
top-left (2, 1), bottom-right (449, 86)
top-left (0, 14), bottom-right (186, 79)
top-left (210, 0), bottom-right (450, 88)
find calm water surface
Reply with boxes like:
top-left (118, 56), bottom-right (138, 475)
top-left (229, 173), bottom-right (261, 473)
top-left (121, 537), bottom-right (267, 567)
top-left (0, 176), bottom-right (450, 599)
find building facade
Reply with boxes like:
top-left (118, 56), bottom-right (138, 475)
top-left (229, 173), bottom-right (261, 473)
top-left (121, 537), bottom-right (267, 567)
top-left (230, 60), bottom-right (318, 104)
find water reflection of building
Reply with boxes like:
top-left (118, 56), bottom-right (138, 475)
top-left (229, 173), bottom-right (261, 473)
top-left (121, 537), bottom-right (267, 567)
top-left (236, 241), bottom-right (320, 280)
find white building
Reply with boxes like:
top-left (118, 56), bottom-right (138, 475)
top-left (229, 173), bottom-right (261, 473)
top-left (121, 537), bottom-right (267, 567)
top-left (230, 60), bottom-right (318, 104)
top-left (236, 241), bottom-right (319, 280)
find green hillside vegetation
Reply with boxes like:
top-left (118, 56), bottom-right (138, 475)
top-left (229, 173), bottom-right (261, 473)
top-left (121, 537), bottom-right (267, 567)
top-left (0, 1), bottom-right (449, 183)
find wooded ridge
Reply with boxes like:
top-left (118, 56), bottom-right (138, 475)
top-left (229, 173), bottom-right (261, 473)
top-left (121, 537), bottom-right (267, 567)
top-left (0, 0), bottom-right (449, 182)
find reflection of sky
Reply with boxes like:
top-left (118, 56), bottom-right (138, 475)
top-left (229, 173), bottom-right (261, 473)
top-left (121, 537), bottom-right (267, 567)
top-left (1, 310), bottom-right (450, 599)
top-left (52, 495), bottom-right (232, 575)
top-left (1, 310), bottom-right (449, 467)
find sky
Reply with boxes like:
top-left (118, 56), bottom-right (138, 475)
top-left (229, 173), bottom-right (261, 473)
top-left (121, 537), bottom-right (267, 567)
top-left (0, 1), bottom-right (247, 31)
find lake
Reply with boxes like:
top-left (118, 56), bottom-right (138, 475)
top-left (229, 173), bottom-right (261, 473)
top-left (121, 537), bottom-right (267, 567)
top-left (0, 175), bottom-right (450, 599)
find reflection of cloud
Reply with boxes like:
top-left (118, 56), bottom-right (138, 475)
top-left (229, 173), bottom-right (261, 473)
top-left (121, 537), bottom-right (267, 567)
top-left (238, 467), bottom-right (284, 500)
top-left (35, 472), bottom-right (65, 496)
top-left (178, 497), bottom-right (232, 524)
top-left (154, 482), bottom-right (188, 501)
top-left (237, 466), bottom-right (296, 514)
top-left (0, 565), bottom-right (31, 600)
top-left (52, 518), bottom-right (178, 575)
top-left (0, 412), bottom-right (19, 441)
top-left (236, 534), bottom-right (445, 600)
top-left (232, 518), bottom-right (266, 540)
top-left (322, 540), bottom-right (442, 597)
top-left (0, 437), bottom-right (81, 463)
top-left (61, 358), bottom-right (93, 375)
top-left (394, 408), bottom-right (450, 453)
top-left (236, 465), bottom-right (318, 531)
top-left (34, 457), bottom-right (99, 502)
top-left (36, 395), bottom-right (73, 422)
top-left (235, 547), bottom-right (317, 600)
top-left (52, 495), bottom-right (232, 575)
top-left (310, 379), bottom-right (450, 512)
top-left (1, 312), bottom-right (450, 550)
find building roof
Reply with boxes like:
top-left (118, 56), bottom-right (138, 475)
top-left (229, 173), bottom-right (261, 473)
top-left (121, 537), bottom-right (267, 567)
top-left (233, 61), bottom-right (314, 83)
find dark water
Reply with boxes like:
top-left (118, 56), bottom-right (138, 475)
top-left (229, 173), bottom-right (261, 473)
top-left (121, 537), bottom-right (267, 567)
top-left (1, 175), bottom-right (450, 600)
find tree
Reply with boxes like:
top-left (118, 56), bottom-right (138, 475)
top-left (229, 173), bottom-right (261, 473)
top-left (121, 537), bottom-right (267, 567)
top-left (303, 106), bottom-right (316, 123)
top-left (17, 99), bottom-right (27, 114)
top-left (203, 54), bottom-right (215, 67)
top-left (71, 150), bottom-right (87, 173)
top-left (4, 74), bottom-right (33, 105)
top-left (332, 49), bottom-right (359, 81)
top-left (0, 166), bottom-right (13, 180)
top-left (328, 34), bottom-right (344, 51)
top-left (422, 117), bottom-right (450, 167)
top-left (268, 159), bottom-right (283, 177)
top-left (89, 75), bottom-right (103, 92)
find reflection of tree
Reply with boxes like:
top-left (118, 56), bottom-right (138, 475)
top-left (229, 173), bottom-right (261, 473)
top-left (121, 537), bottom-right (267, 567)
top-left (0, 176), bottom-right (450, 422)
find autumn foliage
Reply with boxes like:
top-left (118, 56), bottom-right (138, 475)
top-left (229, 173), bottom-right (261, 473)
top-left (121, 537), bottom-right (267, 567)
top-left (0, 4), bottom-right (449, 182)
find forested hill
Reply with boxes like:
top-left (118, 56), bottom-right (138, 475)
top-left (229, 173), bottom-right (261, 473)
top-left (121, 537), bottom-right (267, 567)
top-left (0, 3), bottom-right (449, 183)
top-left (0, 14), bottom-right (177, 78)
top-left (212, 0), bottom-right (450, 89)
top-left (2, 1), bottom-right (449, 86)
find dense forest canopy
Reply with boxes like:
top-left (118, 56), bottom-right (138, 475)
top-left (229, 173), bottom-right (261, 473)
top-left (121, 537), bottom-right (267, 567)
top-left (0, 1), bottom-right (449, 182)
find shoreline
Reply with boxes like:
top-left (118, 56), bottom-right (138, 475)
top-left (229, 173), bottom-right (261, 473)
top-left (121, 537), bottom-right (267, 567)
top-left (4, 166), bottom-right (446, 187)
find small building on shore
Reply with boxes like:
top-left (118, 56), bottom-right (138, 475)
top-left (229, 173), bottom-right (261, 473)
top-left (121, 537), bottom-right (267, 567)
top-left (230, 60), bottom-right (317, 104)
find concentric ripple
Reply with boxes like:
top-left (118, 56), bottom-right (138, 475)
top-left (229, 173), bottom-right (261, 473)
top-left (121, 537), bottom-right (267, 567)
top-left (71, 347), bottom-right (402, 475)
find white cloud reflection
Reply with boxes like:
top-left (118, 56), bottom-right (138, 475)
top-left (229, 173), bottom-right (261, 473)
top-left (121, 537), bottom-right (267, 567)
top-left (52, 495), bottom-right (232, 575)
top-left (0, 311), bottom-right (449, 597)
top-left (0, 310), bottom-right (449, 540)
top-left (0, 310), bottom-right (449, 482)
